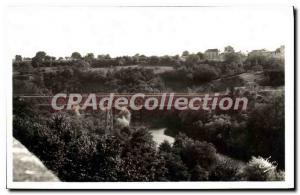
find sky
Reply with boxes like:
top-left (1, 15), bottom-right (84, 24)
top-left (6, 6), bottom-right (292, 58)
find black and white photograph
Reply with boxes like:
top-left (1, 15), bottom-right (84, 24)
top-left (4, 4), bottom-right (295, 190)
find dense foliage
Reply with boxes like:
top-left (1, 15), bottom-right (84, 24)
top-left (13, 98), bottom-right (284, 181)
top-left (13, 49), bottom-right (285, 181)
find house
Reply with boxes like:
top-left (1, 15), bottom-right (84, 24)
top-left (204, 49), bottom-right (219, 61)
top-left (248, 46), bottom-right (284, 59)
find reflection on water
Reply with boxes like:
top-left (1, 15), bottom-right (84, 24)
top-left (149, 128), bottom-right (175, 147)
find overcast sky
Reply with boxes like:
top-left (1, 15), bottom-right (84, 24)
top-left (6, 6), bottom-right (292, 58)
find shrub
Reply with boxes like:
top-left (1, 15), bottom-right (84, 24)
top-left (173, 133), bottom-right (217, 175)
top-left (239, 156), bottom-right (284, 181)
top-left (209, 156), bottom-right (241, 181)
top-left (190, 165), bottom-right (209, 181)
top-left (159, 141), bottom-right (190, 181)
top-left (119, 128), bottom-right (168, 181)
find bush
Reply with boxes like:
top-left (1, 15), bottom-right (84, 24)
top-left (159, 141), bottom-right (191, 181)
top-left (107, 68), bottom-right (164, 93)
top-left (239, 156), bottom-right (284, 181)
top-left (209, 156), bottom-right (241, 181)
top-left (119, 128), bottom-right (168, 181)
top-left (191, 64), bottom-right (220, 83)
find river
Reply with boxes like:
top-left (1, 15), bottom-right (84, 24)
top-left (149, 128), bottom-right (175, 147)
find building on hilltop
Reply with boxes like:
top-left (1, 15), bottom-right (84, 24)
top-left (248, 45), bottom-right (284, 59)
top-left (204, 49), bottom-right (220, 61)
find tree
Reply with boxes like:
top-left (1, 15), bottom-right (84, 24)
top-left (159, 141), bottom-right (190, 181)
top-left (192, 64), bottom-right (220, 83)
top-left (149, 56), bottom-right (160, 65)
top-left (185, 54), bottom-right (200, 65)
top-left (74, 60), bottom-right (90, 70)
top-left (196, 52), bottom-right (204, 60)
top-left (173, 133), bottom-right (217, 171)
top-left (17, 62), bottom-right (33, 73)
top-left (35, 51), bottom-right (47, 59)
top-left (93, 135), bottom-right (122, 181)
top-left (97, 55), bottom-right (103, 60)
top-left (209, 156), bottom-right (241, 181)
top-left (223, 52), bottom-right (241, 65)
top-left (116, 57), bottom-right (126, 66)
top-left (84, 53), bottom-right (94, 63)
top-left (182, 50), bottom-right (189, 57)
top-left (245, 53), bottom-right (268, 67)
top-left (71, 52), bottom-right (82, 60)
top-left (159, 140), bottom-right (172, 153)
top-left (160, 150), bottom-right (191, 181)
top-left (239, 156), bottom-right (284, 181)
top-left (44, 55), bottom-right (55, 61)
top-left (32, 51), bottom-right (47, 67)
top-left (15, 55), bottom-right (22, 62)
top-left (190, 165), bottom-right (209, 181)
top-left (119, 128), bottom-right (168, 181)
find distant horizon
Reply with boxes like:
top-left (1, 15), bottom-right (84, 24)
top-left (14, 45), bottom-right (284, 59)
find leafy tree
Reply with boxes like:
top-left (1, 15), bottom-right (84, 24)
top-left (149, 56), bottom-right (160, 65)
top-left (73, 60), bottom-right (91, 71)
top-left (185, 54), bottom-right (200, 65)
top-left (239, 156), bottom-right (284, 181)
top-left (173, 133), bottom-right (217, 171)
top-left (192, 64), bottom-right (220, 83)
top-left (182, 50), bottom-right (189, 57)
top-left (209, 156), bottom-right (241, 181)
top-left (17, 62), bottom-right (33, 73)
top-left (13, 97), bottom-right (35, 119)
top-left (160, 150), bottom-right (191, 181)
top-left (93, 135), bottom-right (122, 181)
top-left (108, 68), bottom-right (164, 93)
top-left (119, 128), bottom-right (168, 181)
top-left (35, 51), bottom-right (47, 59)
top-left (71, 52), bottom-right (82, 60)
top-left (223, 52), bottom-right (241, 65)
top-left (245, 53), bottom-right (268, 68)
top-left (32, 51), bottom-right (47, 67)
top-left (15, 55), bottom-right (22, 62)
top-left (190, 165), bottom-right (209, 181)
top-left (159, 140), bottom-right (172, 153)
top-left (84, 53), bottom-right (94, 63)
top-left (196, 52), bottom-right (204, 60)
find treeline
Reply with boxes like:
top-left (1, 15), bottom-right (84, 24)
top-left (13, 50), bottom-right (285, 94)
top-left (13, 60), bottom-right (284, 96)
top-left (14, 51), bottom-right (183, 69)
top-left (13, 49), bottom-right (284, 70)
top-left (13, 67), bottom-right (165, 95)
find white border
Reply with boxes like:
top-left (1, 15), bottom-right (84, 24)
top-left (5, 5), bottom-right (295, 189)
